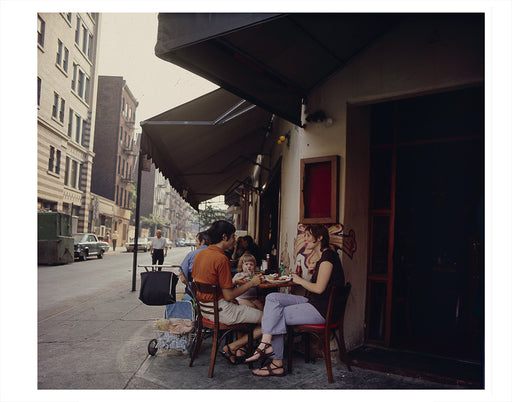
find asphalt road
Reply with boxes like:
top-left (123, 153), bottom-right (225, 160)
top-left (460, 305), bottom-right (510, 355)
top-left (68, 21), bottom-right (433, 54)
top-left (38, 246), bottom-right (192, 323)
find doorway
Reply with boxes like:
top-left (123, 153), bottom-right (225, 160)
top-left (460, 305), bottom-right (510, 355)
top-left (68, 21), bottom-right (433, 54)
top-left (258, 161), bottom-right (281, 263)
top-left (366, 86), bottom-right (484, 361)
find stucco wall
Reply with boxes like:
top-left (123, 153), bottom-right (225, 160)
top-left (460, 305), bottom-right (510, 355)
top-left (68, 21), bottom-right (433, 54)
top-left (257, 14), bottom-right (483, 350)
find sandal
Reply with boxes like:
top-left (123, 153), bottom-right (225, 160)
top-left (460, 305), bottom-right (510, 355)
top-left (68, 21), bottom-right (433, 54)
top-left (236, 346), bottom-right (248, 360)
top-left (252, 361), bottom-right (286, 377)
top-left (244, 342), bottom-right (274, 363)
top-left (220, 345), bottom-right (242, 365)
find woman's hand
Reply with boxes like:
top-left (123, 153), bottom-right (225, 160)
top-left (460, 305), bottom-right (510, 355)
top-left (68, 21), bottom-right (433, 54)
top-left (291, 273), bottom-right (303, 285)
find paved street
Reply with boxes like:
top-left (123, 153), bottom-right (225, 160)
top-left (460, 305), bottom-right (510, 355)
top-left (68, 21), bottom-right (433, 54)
top-left (38, 246), bottom-right (191, 322)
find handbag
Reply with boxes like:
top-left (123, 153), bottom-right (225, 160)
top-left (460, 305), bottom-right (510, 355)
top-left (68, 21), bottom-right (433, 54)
top-left (139, 270), bottom-right (178, 306)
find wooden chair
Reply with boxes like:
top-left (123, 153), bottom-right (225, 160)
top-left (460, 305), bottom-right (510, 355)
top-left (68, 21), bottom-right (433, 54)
top-left (188, 281), bottom-right (256, 378)
top-left (287, 283), bottom-right (352, 383)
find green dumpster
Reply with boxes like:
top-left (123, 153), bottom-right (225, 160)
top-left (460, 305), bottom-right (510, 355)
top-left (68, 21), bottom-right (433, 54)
top-left (38, 212), bottom-right (74, 265)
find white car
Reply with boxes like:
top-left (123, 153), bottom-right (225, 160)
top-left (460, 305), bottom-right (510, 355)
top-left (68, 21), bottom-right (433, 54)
top-left (125, 237), bottom-right (150, 252)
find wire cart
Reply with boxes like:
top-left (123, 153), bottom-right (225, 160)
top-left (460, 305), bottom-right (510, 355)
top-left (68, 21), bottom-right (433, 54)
top-left (138, 265), bottom-right (197, 356)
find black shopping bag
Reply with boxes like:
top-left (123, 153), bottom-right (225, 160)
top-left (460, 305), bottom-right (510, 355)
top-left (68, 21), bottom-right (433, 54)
top-left (139, 270), bottom-right (178, 306)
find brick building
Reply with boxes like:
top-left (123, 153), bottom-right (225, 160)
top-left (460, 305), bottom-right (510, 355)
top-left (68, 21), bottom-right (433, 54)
top-left (37, 13), bottom-right (100, 232)
top-left (91, 76), bottom-right (138, 245)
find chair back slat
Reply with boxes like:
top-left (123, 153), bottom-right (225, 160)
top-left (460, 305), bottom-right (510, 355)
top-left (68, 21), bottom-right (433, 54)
top-left (325, 282), bottom-right (351, 326)
top-left (191, 281), bottom-right (222, 326)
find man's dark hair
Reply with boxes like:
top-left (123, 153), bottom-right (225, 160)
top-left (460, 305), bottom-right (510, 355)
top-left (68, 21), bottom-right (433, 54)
top-left (305, 224), bottom-right (330, 249)
top-left (197, 230), bottom-right (211, 245)
top-left (206, 220), bottom-right (236, 244)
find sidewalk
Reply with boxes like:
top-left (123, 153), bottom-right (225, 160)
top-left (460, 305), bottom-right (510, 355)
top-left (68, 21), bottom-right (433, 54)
top-left (37, 278), bottom-right (459, 390)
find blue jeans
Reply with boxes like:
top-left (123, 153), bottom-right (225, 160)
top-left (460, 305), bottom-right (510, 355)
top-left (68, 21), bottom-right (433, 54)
top-left (261, 292), bottom-right (325, 359)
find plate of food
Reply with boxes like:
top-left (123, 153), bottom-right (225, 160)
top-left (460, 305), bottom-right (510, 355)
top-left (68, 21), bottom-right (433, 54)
top-left (265, 275), bottom-right (292, 283)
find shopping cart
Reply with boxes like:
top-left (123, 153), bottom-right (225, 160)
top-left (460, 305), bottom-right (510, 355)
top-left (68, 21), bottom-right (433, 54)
top-left (138, 265), bottom-right (197, 356)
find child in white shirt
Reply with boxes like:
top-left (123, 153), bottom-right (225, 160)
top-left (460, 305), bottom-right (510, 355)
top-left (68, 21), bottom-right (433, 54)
top-left (232, 253), bottom-right (264, 310)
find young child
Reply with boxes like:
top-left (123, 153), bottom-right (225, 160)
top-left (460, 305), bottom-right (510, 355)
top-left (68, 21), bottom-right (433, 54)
top-left (232, 253), bottom-right (264, 310)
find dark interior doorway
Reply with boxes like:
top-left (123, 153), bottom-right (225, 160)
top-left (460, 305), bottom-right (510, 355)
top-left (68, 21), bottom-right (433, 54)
top-left (258, 161), bottom-right (281, 266)
top-left (367, 86), bottom-right (484, 363)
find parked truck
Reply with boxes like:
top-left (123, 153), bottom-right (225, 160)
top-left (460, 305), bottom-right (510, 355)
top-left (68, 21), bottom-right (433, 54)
top-left (38, 211), bottom-right (74, 265)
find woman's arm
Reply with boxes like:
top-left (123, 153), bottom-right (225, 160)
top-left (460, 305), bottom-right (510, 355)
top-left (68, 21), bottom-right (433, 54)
top-left (291, 260), bottom-right (333, 294)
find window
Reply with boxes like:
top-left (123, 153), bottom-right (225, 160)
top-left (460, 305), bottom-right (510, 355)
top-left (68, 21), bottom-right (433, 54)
top-left (37, 77), bottom-right (41, 106)
top-left (77, 70), bottom-right (84, 96)
top-left (71, 62), bottom-right (77, 89)
top-left (74, 17), bottom-right (92, 58)
top-left (78, 163), bottom-right (82, 190)
top-left (300, 155), bottom-right (339, 224)
top-left (48, 147), bottom-right (61, 175)
top-left (67, 108), bottom-right (73, 136)
top-left (84, 77), bottom-right (90, 102)
top-left (72, 64), bottom-right (90, 102)
top-left (51, 93), bottom-right (65, 123)
top-left (70, 160), bottom-right (78, 188)
top-left (75, 16), bottom-right (81, 44)
top-left (65, 157), bottom-right (70, 184)
top-left (48, 146), bottom-right (55, 171)
top-left (63, 48), bottom-right (69, 71)
top-left (87, 33), bottom-right (93, 59)
top-left (75, 114), bottom-right (82, 143)
top-left (66, 13), bottom-right (72, 23)
top-left (52, 93), bottom-right (59, 118)
top-left (56, 40), bottom-right (69, 72)
top-left (81, 119), bottom-right (87, 146)
top-left (81, 24), bottom-right (88, 54)
top-left (55, 150), bottom-right (61, 174)
top-left (56, 40), bottom-right (63, 65)
top-left (59, 98), bottom-right (65, 123)
top-left (37, 15), bottom-right (45, 47)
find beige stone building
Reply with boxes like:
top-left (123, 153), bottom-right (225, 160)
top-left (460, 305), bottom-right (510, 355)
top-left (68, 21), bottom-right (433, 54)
top-left (37, 13), bottom-right (100, 232)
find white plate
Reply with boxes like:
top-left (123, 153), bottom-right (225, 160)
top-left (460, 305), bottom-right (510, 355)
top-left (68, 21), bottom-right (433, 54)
top-left (266, 276), bottom-right (291, 283)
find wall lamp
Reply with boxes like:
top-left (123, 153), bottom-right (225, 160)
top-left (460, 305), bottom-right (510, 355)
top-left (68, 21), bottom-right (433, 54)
top-left (277, 131), bottom-right (291, 148)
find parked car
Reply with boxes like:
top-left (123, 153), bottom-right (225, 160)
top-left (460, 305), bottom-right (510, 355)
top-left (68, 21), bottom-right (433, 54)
top-left (176, 238), bottom-right (186, 247)
top-left (73, 233), bottom-right (109, 261)
top-left (126, 237), bottom-right (150, 252)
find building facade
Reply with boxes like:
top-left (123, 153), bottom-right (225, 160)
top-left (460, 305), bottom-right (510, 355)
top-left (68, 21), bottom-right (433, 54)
top-left (91, 76), bottom-right (139, 245)
top-left (37, 13), bottom-right (100, 232)
top-left (150, 169), bottom-right (196, 242)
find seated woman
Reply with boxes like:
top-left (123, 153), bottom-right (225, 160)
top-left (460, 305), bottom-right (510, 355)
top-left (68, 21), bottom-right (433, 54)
top-left (245, 224), bottom-right (345, 377)
top-left (232, 253), bottom-right (264, 310)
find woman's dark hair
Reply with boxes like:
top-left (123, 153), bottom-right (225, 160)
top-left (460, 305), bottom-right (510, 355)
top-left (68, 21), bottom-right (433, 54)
top-left (197, 230), bottom-right (211, 245)
top-left (206, 220), bottom-right (236, 244)
top-left (305, 224), bottom-right (330, 249)
top-left (242, 235), bottom-right (254, 246)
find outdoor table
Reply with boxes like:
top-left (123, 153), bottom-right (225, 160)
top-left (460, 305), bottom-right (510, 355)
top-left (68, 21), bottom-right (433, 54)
top-left (234, 276), bottom-right (295, 300)
top-left (234, 278), bottom-right (294, 289)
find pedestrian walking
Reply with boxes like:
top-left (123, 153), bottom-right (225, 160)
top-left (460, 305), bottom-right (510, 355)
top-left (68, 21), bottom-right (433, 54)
top-left (150, 230), bottom-right (168, 270)
top-left (111, 231), bottom-right (118, 251)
